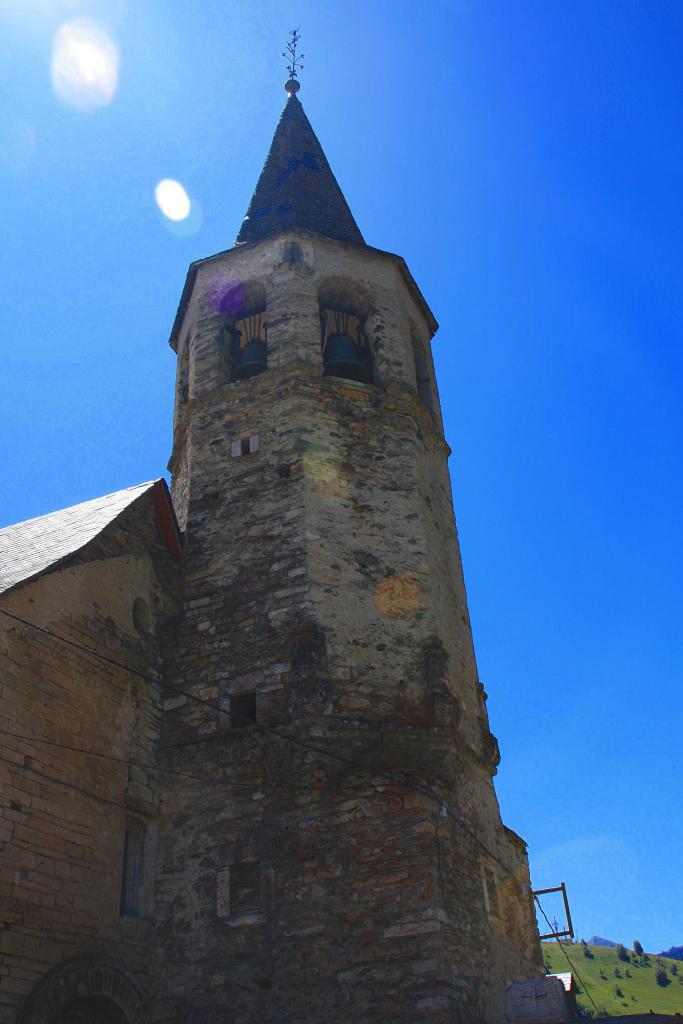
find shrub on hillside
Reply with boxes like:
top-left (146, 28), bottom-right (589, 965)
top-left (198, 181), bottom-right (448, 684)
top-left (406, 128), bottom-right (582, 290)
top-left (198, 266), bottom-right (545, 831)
top-left (613, 967), bottom-right (621, 978)
top-left (654, 966), bottom-right (668, 987)
top-left (633, 939), bottom-right (643, 956)
top-left (670, 963), bottom-right (678, 976)
top-left (614, 985), bottom-right (623, 997)
top-left (615, 944), bottom-right (629, 962)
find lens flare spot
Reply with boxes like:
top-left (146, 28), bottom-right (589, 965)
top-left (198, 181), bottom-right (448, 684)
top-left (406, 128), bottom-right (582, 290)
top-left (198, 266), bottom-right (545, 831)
top-left (375, 575), bottom-right (420, 618)
top-left (155, 178), bottom-right (192, 222)
top-left (208, 273), bottom-right (247, 317)
top-left (51, 19), bottom-right (119, 112)
top-left (302, 451), bottom-right (350, 498)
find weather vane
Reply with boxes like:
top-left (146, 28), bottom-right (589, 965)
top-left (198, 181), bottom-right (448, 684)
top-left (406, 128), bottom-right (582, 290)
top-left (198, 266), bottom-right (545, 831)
top-left (283, 28), bottom-right (304, 94)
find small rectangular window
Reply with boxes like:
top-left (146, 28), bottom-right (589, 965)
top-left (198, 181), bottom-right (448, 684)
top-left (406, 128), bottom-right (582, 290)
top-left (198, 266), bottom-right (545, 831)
top-left (230, 691), bottom-right (257, 729)
top-left (229, 862), bottom-right (261, 917)
top-left (231, 434), bottom-right (260, 458)
top-left (120, 819), bottom-right (146, 918)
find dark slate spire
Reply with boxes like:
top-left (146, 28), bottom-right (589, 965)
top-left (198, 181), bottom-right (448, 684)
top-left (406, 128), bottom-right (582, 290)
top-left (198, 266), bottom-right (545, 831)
top-left (236, 90), bottom-right (365, 247)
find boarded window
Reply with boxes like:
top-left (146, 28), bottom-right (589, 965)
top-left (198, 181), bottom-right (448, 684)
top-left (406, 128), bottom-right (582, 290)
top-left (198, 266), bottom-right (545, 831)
top-left (120, 819), bottom-right (145, 917)
top-left (229, 862), bottom-right (261, 917)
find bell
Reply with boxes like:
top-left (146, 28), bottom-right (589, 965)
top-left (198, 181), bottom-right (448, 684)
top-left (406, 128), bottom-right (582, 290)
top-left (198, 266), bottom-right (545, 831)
top-left (323, 334), bottom-right (370, 383)
top-left (233, 339), bottom-right (267, 380)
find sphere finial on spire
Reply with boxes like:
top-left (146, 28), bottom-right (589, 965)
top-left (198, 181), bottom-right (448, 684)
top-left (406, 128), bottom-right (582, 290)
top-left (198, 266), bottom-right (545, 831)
top-left (283, 28), bottom-right (303, 94)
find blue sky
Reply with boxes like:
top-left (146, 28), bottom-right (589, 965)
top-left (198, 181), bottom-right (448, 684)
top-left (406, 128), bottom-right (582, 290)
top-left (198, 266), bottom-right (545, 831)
top-left (1, 0), bottom-right (681, 954)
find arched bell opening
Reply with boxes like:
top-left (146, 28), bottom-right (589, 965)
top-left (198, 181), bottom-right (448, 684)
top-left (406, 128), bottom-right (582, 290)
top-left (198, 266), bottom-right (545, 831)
top-left (218, 281), bottom-right (268, 382)
top-left (318, 276), bottom-right (374, 385)
top-left (49, 995), bottom-right (130, 1024)
top-left (320, 308), bottom-right (371, 384)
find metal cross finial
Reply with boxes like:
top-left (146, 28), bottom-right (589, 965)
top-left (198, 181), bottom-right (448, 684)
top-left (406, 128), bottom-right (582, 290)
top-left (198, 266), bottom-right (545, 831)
top-left (283, 28), bottom-right (304, 94)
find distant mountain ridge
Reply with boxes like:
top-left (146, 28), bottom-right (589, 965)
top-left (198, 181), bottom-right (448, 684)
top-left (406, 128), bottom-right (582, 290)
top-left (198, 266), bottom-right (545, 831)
top-left (584, 936), bottom-right (682, 957)
top-left (588, 935), bottom-right (619, 948)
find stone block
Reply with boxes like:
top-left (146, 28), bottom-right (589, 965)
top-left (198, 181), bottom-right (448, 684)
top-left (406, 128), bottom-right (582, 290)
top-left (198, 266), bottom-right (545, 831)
top-left (506, 976), bottom-right (568, 1023)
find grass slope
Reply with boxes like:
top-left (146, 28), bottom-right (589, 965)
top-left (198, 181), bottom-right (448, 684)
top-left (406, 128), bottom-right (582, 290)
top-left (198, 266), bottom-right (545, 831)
top-left (542, 942), bottom-right (683, 1018)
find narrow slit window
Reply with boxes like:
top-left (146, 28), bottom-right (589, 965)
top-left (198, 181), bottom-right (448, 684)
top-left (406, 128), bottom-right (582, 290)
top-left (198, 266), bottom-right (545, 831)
top-left (230, 691), bottom-right (257, 729)
top-left (120, 819), bottom-right (146, 918)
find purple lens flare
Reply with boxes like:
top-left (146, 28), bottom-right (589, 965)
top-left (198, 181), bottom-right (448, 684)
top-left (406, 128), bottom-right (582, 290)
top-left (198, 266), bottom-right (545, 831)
top-left (208, 274), bottom-right (247, 318)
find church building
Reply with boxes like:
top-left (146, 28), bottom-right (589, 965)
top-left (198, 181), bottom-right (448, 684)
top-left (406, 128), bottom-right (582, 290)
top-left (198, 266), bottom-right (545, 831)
top-left (0, 66), bottom-right (543, 1024)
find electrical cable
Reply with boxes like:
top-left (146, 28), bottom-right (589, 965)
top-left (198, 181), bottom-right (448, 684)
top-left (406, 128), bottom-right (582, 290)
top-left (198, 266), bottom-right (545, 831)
top-left (1, 613), bottom-right (598, 1013)
top-left (0, 606), bottom-right (359, 769)
top-left (0, 727), bottom-right (396, 794)
top-left (0, 605), bottom-right (521, 881)
top-left (534, 894), bottom-right (602, 1018)
top-left (2, 752), bottom-right (129, 812)
top-left (0, 750), bottom-right (388, 837)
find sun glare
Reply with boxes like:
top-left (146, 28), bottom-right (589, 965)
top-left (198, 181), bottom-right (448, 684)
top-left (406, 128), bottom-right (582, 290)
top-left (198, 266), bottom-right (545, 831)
top-left (155, 179), bottom-right (192, 222)
top-left (51, 19), bottom-right (119, 112)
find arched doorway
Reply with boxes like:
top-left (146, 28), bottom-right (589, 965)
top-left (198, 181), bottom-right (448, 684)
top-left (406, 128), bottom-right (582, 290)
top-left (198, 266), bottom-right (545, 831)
top-left (50, 995), bottom-right (129, 1024)
top-left (17, 959), bottom-right (146, 1024)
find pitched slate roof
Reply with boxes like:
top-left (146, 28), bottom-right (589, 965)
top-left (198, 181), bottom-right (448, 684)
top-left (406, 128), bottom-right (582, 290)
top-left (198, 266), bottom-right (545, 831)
top-left (0, 480), bottom-right (166, 596)
top-left (236, 93), bottom-right (364, 247)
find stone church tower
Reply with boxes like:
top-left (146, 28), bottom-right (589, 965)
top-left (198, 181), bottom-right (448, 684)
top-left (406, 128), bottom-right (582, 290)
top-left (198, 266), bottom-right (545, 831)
top-left (154, 79), bottom-right (543, 1023)
top-left (0, 73), bottom-right (543, 1024)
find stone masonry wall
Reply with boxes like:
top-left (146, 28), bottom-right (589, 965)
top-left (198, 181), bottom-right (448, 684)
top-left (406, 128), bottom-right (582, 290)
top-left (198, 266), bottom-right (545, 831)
top-left (0, 499), bottom-right (180, 1023)
top-left (156, 230), bottom-right (542, 1024)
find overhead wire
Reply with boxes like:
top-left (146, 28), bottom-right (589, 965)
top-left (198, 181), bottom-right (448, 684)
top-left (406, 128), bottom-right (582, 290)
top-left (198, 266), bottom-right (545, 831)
top-left (0, 605), bottom-right (522, 881)
top-left (3, 746), bottom-right (595, 1009)
top-left (0, 751), bottom-right (391, 839)
top-left (0, 726), bottom-right (397, 794)
top-left (0, 606), bottom-right (360, 769)
top-left (533, 894), bottom-right (602, 1018)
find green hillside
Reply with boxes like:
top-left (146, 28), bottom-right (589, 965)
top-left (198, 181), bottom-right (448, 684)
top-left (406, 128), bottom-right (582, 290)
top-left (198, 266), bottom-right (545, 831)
top-left (542, 941), bottom-right (683, 1018)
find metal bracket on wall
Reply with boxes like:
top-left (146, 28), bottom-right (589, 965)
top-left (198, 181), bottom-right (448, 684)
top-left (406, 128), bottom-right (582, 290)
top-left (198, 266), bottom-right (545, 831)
top-left (532, 881), bottom-right (575, 940)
